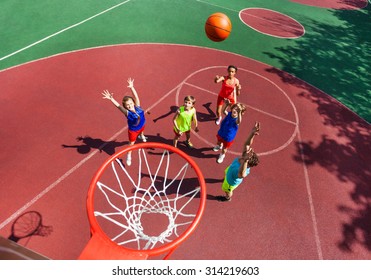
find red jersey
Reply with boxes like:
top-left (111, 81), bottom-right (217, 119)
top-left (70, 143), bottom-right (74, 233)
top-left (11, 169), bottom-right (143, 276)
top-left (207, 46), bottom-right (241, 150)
top-left (218, 76), bottom-right (237, 99)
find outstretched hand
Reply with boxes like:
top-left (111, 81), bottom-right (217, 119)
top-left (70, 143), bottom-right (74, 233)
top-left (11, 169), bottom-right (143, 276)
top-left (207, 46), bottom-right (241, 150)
top-left (252, 121), bottom-right (260, 135)
top-left (102, 90), bottom-right (113, 100)
top-left (127, 77), bottom-right (134, 88)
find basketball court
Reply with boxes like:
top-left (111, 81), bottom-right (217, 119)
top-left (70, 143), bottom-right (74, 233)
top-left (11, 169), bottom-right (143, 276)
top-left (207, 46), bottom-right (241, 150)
top-left (0, 0), bottom-right (370, 261)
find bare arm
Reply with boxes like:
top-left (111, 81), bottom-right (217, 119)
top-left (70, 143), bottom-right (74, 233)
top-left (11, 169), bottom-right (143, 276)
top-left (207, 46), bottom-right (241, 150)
top-left (127, 78), bottom-right (140, 106)
top-left (235, 78), bottom-right (241, 96)
top-left (243, 121), bottom-right (260, 152)
top-left (193, 109), bottom-right (199, 132)
top-left (236, 109), bottom-right (242, 125)
top-left (214, 75), bottom-right (225, 83)
top-left (238, 160), bottom-right (249, 178)
top-left (102, 90), bottom-right (127, 115)
top-left (173, 109), bottom-right (181, 132)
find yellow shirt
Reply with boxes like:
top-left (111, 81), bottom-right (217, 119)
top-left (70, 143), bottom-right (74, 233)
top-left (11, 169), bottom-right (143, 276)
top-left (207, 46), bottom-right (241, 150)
top-left (175, 106), bottom-right (195, 132)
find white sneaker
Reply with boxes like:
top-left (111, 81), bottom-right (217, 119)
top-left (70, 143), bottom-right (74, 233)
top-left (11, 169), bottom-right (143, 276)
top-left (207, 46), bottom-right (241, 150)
top-left (213, 145), bottom-right (222, 152)
top-left (126, 155), bottom-right (132, 166)
top-left (138, 135), bottom-right (148, 142)
top-left (217, 154), bottom-right (225, 164)
top-left (215, 117), bottom-right (222, 125)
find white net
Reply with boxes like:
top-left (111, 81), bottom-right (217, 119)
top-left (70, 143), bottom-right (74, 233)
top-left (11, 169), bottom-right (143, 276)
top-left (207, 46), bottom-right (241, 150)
top-left (93, 147), bottom-right (203, 251)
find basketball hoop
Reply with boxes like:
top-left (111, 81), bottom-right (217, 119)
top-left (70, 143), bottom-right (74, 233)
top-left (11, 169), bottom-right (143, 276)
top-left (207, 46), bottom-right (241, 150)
top-left (78, 142), bottom-right (206, 260)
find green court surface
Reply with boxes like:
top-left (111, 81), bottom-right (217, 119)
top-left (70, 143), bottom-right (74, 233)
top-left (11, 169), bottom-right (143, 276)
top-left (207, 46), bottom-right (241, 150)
top-left (0, 0), bottom-right (370, 122)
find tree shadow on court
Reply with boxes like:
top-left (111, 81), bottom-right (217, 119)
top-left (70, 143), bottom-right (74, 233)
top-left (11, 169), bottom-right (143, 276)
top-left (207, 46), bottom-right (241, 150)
top-left (263, 6), bottom-right (371, 254)
top-left (61, 136), bottom-right (128, 156)
top-left (264, 7), bottom-right (370, 122)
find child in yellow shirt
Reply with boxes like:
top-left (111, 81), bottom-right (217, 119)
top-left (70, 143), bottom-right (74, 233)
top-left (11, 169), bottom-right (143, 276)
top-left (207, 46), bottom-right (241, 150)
top-left (173, 95), bottom-right (199, 148)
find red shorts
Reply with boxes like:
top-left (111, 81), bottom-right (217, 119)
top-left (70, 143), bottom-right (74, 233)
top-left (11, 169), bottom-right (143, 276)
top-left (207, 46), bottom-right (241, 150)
top-left (128, 126), bottom-right (145, 143)
top-left (174, 127), bottom-right (190, 137)
top-left (217, 95), bottom-right (236, 106)
top-left (217, 134), bottom-right (234, 149)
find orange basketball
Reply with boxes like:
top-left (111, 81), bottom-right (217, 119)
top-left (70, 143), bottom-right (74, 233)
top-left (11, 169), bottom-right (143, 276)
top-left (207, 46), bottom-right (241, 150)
top-left (205, 13), bottom-right (232, 42)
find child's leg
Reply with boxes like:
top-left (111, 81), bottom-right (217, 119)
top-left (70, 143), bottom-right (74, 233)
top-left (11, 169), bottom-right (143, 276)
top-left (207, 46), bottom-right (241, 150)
top-left (222, 101), bottom-right (229, 115)
top-left (126, 141), bottom-right (135, 166)
top-left (225, 190), bottom-right (233, 200)
top-left (173, 136), bottom-right (180, 147)
top-left (185, 131), bottom-right (193, 148)
top-left (216, 104), bottom-right (222, 118)
top-left (217, 147), bottom-right (227, 163)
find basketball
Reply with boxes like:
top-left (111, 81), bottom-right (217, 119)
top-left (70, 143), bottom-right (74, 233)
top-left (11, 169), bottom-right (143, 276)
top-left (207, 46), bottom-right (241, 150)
top-left (205, 13), bottom-right (232, 42)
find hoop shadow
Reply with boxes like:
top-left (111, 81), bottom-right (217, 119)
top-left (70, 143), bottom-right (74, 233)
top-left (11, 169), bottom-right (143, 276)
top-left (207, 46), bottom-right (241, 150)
top-left (8, 211), bottom-right (53, 244)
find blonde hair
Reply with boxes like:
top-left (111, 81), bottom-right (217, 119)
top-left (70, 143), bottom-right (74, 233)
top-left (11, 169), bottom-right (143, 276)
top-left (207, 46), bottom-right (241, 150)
top-left (231, 102), bottom-right (246, 114)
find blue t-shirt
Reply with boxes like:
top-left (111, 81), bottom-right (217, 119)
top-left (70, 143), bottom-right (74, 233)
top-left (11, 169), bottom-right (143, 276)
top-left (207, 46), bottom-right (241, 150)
top-left (127, 106), bottom-right (146, 131)
top-left (218, 112), bottom-right (238, 142)
top-left (226, 158), bottom-right (250, 186)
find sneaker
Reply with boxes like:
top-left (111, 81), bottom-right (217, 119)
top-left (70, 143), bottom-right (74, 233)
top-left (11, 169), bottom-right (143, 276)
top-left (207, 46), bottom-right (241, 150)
top-left (138, 135), bottom-right (148, 142)
top-left (126, 154), bottom-right (132, 166)
top-left (215, 116), bottom-right (222, 125)
top-left (216, 195), bottom-right (231, 202)
top-left (185, 140), bottom-right (193, 148)
top-left (217, 153), bottom-right (225, 164)
top-left (213, 145), bottom-right (222, 152)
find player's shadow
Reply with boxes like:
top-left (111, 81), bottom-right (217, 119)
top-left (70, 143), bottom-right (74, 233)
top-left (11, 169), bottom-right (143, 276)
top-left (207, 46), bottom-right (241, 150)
top-left (152, 103), bottom-right (216, 124)
top-left (146, 133), bottom-right (217, 160)
top-left (197, 102), bottom-right (216, 122)
top-left (152, 106), bottom-right (178, 123)
top-left (62, 136), bottom-right (128, 156)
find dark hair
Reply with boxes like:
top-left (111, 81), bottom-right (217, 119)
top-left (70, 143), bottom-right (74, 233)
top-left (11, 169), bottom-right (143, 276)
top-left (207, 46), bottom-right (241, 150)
top-left (184, 95), bottom-right (196, 105)
top-left (248, 151), bottom-right (259, 167)
top-left (228, 65), bottom-right (238, 72)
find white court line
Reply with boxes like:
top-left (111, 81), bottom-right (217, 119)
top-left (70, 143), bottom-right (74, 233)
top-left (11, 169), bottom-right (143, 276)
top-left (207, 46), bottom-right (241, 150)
top-left (196, 0), bottom-right (239, 13)
top-left (239, 8), bottom-right (305, 39)
top-left (0, 82), bottom-right (181, 230)
top-left (178, 66), bottom-right (299, 156)
top-left (0, 0), bottom-right (132, 62)
top-left (181, 66), bottom-right (323, 259)
top-left (184, 81), bottom-right (297, 125)
top-left (296, 129), bottom-right (323, 260)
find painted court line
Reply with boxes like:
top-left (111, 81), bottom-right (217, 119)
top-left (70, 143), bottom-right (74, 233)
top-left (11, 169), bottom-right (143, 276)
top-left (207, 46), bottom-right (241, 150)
top-left (0, 82), bottom-right (182, 230)
top-left (0, 0), bottom-right (132, 62)
top-left (296, 129), bottom-right (323, 260)
top-left (184, 81), bottom-right (297, 125)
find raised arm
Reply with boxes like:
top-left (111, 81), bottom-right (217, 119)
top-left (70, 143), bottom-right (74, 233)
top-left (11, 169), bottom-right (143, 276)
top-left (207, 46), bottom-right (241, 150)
top-left (214, 75), bottom-right (225, 83)
top-left (235, 79), bottom-right (241, 96)
top-left (127, 78), bottom-right (141, 106)
top-left (102, 90), bottom-right (127, 115)
top-left (243, 121), bottom-right (260, 152)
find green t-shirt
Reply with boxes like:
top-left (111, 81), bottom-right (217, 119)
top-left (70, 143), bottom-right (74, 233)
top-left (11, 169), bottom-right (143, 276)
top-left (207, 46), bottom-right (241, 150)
top-left (175, 106), bottom-right (195, 132)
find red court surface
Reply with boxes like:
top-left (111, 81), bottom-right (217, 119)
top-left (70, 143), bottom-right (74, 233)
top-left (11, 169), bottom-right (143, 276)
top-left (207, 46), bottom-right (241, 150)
top-left (0, 44), bottom-right (370, 260)
top-left (239, 8), bottom-right (305, 38)
top-left (290, 0), bottom-right (368, 9)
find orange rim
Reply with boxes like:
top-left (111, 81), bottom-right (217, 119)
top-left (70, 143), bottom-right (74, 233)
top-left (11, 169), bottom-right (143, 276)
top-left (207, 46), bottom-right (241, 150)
top-left (85, 142), bottom-right (206, 258)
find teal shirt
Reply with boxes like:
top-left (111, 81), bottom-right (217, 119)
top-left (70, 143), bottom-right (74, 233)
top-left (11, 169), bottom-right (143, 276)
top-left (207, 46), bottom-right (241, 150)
top-left (226, 158), bottom-right (250, 186)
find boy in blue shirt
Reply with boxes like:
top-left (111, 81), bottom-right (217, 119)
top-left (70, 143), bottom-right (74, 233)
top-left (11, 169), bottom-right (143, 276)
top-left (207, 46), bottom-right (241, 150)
top-left (218, 122), bottom-right (260, 201)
